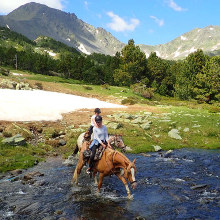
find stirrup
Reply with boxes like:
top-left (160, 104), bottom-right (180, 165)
top-left (86, 168), bottom-right (91, 174)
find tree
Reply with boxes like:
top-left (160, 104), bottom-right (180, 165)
top-left (113, 39), bottom-right (147, 86)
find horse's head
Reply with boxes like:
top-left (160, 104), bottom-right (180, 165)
top-left (110, 134), bottom-right (126, 152)
top-left (124, 158), bottom-right (137, 190)
top-left (84, 131), bottom-right (91, 141)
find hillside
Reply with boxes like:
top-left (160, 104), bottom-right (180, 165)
top-left (139, 25), bottom-right (220, 60)
top-left (1, 3), bottom-right (220, 59)
top-left (0, 2), bottom-right (124, 56)
top-left (0, 27), bottom-right (79, 58)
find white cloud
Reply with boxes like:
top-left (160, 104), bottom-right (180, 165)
top-left (150, 15), bottom-right (164, 27)
top-left (84, 1), bottom-right (89, 10)
top-left (106, 11), bottom-right (139, 32)
top-left (0, 0), bottom-right (65, 14)
top-left (166, 0), bottom-right (186, 12)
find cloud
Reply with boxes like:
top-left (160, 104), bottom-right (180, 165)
top-left (106, 11), bottom-right (139, 32)
top-left (0, 0), bottom-right (65, 14)
top-left (165, 0), bottom-right (186, 11)
top-left (84, 1), bottom-right (89, 10)
top-left (150, 16), bottom-right (164, 27)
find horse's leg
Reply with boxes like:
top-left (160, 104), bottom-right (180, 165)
top-left (115, 173), bottom-right (132, 199)
top-left (72, 160), bottom-right (85, 184)
top-left (93, 171), bottom-right (98, 185)
top-left (97, 173), bottom-right (104, 193)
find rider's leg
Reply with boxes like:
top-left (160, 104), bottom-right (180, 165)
top-left (89, 144), bottom-right (99, 171)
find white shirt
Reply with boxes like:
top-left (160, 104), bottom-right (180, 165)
top-left (91, 115), bottom-right (96, 126)
top-left (93, 125), bottom-right (109, 144)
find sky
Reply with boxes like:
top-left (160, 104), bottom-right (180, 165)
top-left (0, 0), bottom-right (219, 45)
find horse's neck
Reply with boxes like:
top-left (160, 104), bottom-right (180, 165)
top-left (113, 151), bottom-right (130, 169)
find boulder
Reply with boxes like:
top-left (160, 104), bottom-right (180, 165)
top-left (58, 139), bottom-right (66, 146)
top-left (140, 123), bottom-right (151, 130)
top-left (107, 122), bottom-right (122, 129)
top-left (2, 134), bottom-right (26, 146)
top-left (154, 145), bottom-right (162, 152)
top-left (131, 117), bottom-right (143, 124)
top-left (168, 129), bottom-right (182, 140)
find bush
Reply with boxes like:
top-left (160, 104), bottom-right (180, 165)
top-left (35, 82), bottom-right (43, 90)
top-left (83, 86), bottom-right (93, 90)
top-left (101, 84), bottom-right (110, 90)
top-left (131, 83), bottom-right (155, 99)
top-left (0, 67), bottom-right (10, 76)
top-left (121, 97), bottom-right (138, 105)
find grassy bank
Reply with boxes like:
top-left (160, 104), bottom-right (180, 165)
top-left (0, 69), bottom-right (219, 173)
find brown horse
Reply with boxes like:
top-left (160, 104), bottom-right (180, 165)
top-left (72, 140), bottom-right (137, 199)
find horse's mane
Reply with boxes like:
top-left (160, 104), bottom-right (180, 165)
top-left (113, 150), bottom-right (131, 165)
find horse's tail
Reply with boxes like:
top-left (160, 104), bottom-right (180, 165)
top-left (73, 144), bottom-right (79, 155)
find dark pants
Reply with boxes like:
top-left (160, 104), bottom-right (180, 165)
top-left (89, 140), bottom-right (107, 170)
top-left (88, 125), bottom-right (94, 136)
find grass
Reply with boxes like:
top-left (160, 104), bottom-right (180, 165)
top-left (0, 68), bottom-right (219, 172)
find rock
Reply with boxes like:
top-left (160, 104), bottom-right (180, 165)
top-left (154, 145), bottom-right (162, 152)
top-left (125, 146), bottom-right (132, 151)
top-left (23, 171), bottom-right (44, 181)
top-left (131, 117), bottom-right (143, 124)
top-left (183, 127), bottom-right (189, 132)
top-left (2, 134), bottom-right (26, 146)
top-left (59, 139), bottom-right (66, 146)
top-left (10, 169), bottom-right (23, 176)
top-left (190, 184), bottom-right (208, 190)
top-left (70, 128), bottom-right (85, 133)
top-left (168, 129), bottom-right (182, 140)
top-left (164, 150), bottom-right (173, 158)
top-left (107, 122), bottom-right (122, 129)
top-left (140, 123), bottom-right (151, 130)
top-left (140, 153), bottom-right (151, 157)
top-left (63, 156), bottom-right (75, 166)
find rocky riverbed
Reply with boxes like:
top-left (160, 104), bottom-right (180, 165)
top-left (0, 148), bottom-right (219, 220)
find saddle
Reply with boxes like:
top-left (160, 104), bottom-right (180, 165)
top-left (83, 145), bottom-right (105, 162)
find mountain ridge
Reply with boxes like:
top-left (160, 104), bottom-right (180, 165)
top-left (0, 2), bottom-right (220, 59)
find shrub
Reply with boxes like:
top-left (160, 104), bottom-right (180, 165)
top-left (0, 67), bottom-right (10, 76)
top-left (101, 84), bottom-right (110, 90)
top-left (121, 97), bottom-right (138, 105)
top-left (35, 82), bottom-right (43, 90)
top-left (83, 86), bottom-right (93, 90)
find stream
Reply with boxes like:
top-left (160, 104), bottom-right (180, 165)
top-left (0, 148), bottom-right (219, 220)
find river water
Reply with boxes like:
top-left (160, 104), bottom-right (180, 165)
top-left (0, 148), bottom-right (219, 220)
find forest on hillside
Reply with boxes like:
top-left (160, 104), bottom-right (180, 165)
top-left (0, 30), bottom-right (219, 104)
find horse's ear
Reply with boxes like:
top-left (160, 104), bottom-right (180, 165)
top-left (133, 158), bottom-right (136, 164)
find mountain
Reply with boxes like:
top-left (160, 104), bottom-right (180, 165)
top-left (0, 2), bottom-right (220, 59)
top-left (138, 25), bottom-right (220, 59)
top-left (0, 2), bottom-right (124, 55)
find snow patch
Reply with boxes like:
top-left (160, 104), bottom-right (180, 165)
top-left (145, 52), bottom-right (149, 58)
top-left (210, 27), bottom-right (214, 31)
top-left (181, 35), bottom-right (187, 40)
top-left (155, 51), bottom-right (161, 57)
top-left (6, 24), bottom-right (10, 29)
top-left (44, 50), bottom-right (56, 57)
top-left (211, 42), bottom-right (220, 51)
top-left (96, 30), bottom-right (99, 34)
top-left (174, 46), bottom-right (182, 58)
top-left (0, 89), bottom-right (125, 121)
top-left (66, 38), bottom-right (71, 42)
top-left (78, 43), bottom-right (91, 55)
top-left (189, 47), bottom-right (197, 53)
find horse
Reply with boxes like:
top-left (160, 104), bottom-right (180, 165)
top-left (73, 131), bottom-right (126, 155)
top-left (72, 139), bottom-right (137, 199)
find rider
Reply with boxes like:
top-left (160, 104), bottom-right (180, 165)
top-left (88, 108), bottom-right (101, 136)
top-left (87, 115), bottom-right (111, 174)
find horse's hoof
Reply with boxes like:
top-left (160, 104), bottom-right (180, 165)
top-left (128, 194), bottom-right (133, 200)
